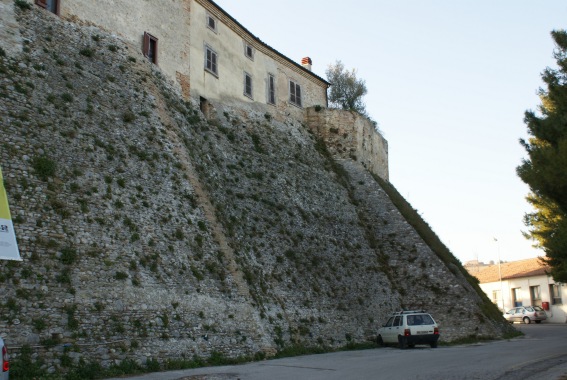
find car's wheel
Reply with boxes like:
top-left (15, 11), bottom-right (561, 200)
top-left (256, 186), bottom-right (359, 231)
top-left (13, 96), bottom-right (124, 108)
top-left (523, 316), bottom-right (531, 324)
top-left (535, 320), bottom-right (542, 324)
top-left (398, 336), bottom-right (408, 349)
top-left (377, 335), bottom-right (385, 347)
top-left (430, 341), bottom-right (438, 348)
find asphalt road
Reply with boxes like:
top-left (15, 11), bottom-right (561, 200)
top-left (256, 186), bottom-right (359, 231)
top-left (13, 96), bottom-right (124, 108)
top-left (107, 323), bottom-right (567, 380)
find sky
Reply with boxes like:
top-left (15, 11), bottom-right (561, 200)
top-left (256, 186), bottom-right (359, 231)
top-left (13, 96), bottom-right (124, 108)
top-left (215, 0), bottom-right (566, 264)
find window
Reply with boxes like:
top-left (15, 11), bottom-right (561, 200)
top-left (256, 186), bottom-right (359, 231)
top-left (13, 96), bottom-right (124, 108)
top-left (512, 287), bottom-right (522, 307)
top-left (289, 80), bottom-right (302, 107)
top-left (35, 0), bottom-right (60, 15)
top-left (268, 74), bottom-right (276, 105)
top-left (491, 290), bottom-right (500, 304)
top-left (530, 285), bottom-right (541, 305)
top-left (244, 43), bottom-right (254, 60)
top-left (244, 72), bottom-right (253, 99)
top-left (143, 32), bottom-right (158, 65)
top-left (205, 45), bottom-right (218, 76)
top-left (207, 14), bottom-right (217, 32)
top-left (550, 284), bottom-right (562, 305)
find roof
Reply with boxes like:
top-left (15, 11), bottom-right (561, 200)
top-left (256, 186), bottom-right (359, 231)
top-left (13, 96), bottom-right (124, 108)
top-left (202, 0), bottom-right (331, 87)
top-left (471, 257), bottom-right (550, 283)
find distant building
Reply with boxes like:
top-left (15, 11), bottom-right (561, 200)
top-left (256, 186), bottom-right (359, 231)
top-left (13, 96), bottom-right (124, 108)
top-left (31, 0), bottom-right (330, 120)
top-left (463, 259), bottom-right (493, 273)
top-left (469, 258), bottom-right (567, 323)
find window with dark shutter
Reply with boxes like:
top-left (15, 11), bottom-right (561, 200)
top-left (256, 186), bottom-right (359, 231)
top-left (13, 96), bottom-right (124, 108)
top-left (205, 45), bottom-right (218, 76)
top-left (268, 74), bottom-right (276, 105)
top-left (289, 80), bottom-right (302, 107)
top-left (143, 32), bottom-right (158, 65)
top-left (244, 43), bottom-right (254, 60)
top-left (244, 72), bottom-right (253, 99)
top-left (207, 14), bottom-right (217, 32)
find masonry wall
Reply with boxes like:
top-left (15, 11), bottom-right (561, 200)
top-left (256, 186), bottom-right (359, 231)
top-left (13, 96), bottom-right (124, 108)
top-left (306, 108), bottom-right (389, 181)
top-left (0, 4), bottom-right (512, 375)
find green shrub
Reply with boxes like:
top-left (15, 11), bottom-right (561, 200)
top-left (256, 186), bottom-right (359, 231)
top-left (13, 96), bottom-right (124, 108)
top-left (79, 48), bottom-right (95, 57)
top-left (60, 247), bottom-right (78, 265)
top-left (61, 93), bottom-right (73, 102)
top-left (115, 271), bottom-right (128, 280)
top-left (14, 0), bottom-right (31, 10)
top-left (32, 155), bottom-right (56, 180)
top-left (10, 345), bottom-right (45, 379)
top-left (123, 111), bottom-right (136, 123)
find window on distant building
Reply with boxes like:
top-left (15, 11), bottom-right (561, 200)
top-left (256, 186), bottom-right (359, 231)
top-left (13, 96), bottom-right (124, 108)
top-left (35, 0), bottom-right (60, 15)
top-left (143, 32), bottom-right (158, 65)
top-left (267, 74), bottom-right (276, 105)
top-left (207, 14), bottom-right (217, 32)
top-left (204, 45), bottom-right (218, 76)
top-left (244, 72), bottom-right (253, 99)
top-left (491, 290), bottom-right (500, 304)
top-left (530, 285), bottom-right (541, 306)
top-left (289, 80), bottom-right (302, 107)
top-left (244, 42), bottom-right (254, 60)
top-left (512, 287), bottom-right (522, 307)
top-left (550, 284), bottom-right (562, 305)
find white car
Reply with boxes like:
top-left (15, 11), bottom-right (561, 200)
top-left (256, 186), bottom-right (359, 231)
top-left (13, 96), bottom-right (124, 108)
top-left (504, 306), bottom-right (547, 324)
top-left (0, 337), bottom-right (8, 380)
top-left (377, 310), bottom-right (440, 349)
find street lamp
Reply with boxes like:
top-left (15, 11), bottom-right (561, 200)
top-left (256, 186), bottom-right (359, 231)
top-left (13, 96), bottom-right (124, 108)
top-left (494, 237), bottom-right (504, 310)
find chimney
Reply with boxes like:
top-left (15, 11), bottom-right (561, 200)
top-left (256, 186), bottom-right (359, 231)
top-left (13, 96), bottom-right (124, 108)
top-left (301, 57), bottom-right (312, 71)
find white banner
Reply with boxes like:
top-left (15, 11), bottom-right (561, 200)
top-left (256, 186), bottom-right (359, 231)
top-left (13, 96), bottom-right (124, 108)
top-left (0, 166), bottom-right (21, 261)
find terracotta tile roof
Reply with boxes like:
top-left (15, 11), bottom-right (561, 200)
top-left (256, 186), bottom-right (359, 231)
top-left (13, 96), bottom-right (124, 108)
top-left (471, 257), bottom-right (549, 283)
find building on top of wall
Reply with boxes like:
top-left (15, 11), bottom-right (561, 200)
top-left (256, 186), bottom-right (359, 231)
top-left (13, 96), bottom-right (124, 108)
top-left (32, 0), bottom-right (330, 121)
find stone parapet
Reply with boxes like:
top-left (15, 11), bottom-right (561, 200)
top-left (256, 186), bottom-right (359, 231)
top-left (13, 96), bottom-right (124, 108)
top-left (306, 107), bottom-right (389, 181)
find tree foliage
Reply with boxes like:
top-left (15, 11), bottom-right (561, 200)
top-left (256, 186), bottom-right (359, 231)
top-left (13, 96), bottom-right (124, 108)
top-left (326, 60), bottom-right (368, 115)
top-left (517, 30), bottom-right (567, 282)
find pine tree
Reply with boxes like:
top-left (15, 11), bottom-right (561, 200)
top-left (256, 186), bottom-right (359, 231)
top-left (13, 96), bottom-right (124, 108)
top-left (517, 30), bottom-right (567, 282)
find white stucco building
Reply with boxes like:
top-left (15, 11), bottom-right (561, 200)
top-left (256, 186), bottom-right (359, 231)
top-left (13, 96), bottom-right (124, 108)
top-left (32, 0), bottom-right (330, 121)
top-left (470, 258), bottom-right (567, 323)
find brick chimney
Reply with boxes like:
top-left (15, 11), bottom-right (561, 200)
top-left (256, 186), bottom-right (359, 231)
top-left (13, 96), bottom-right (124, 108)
top-left (301, 57), bottom-right (312, 71)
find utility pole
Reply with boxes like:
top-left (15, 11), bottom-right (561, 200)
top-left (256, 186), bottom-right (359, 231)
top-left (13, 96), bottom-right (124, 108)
top-left (494, 238), bottom-right (504, 311)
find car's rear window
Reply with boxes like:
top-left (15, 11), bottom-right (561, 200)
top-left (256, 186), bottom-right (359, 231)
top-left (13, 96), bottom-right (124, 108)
top-left (525, 307), bottom-right (535, 312)
top-left (533, 306), bottom-right (543, 311)
top-left (407, 314), bottom-right (434, 325)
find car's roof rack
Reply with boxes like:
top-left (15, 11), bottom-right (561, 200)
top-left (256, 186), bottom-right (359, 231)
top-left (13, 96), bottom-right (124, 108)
top-left (394, 310), bottom-right (426, 315)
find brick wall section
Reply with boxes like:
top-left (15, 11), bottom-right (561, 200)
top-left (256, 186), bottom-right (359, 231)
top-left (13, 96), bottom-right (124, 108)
top-left (306, 108), bottom-right (389, 180)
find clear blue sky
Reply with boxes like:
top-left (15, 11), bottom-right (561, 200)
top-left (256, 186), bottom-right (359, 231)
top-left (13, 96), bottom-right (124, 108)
top-left (215, 0), bottom-right (566, 264)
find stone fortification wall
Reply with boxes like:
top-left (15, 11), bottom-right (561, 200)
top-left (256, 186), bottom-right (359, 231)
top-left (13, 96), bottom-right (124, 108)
top-left (0, 5), bottom-right (510, 376)
top-left (306, 108), bottom-right (389, 181)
